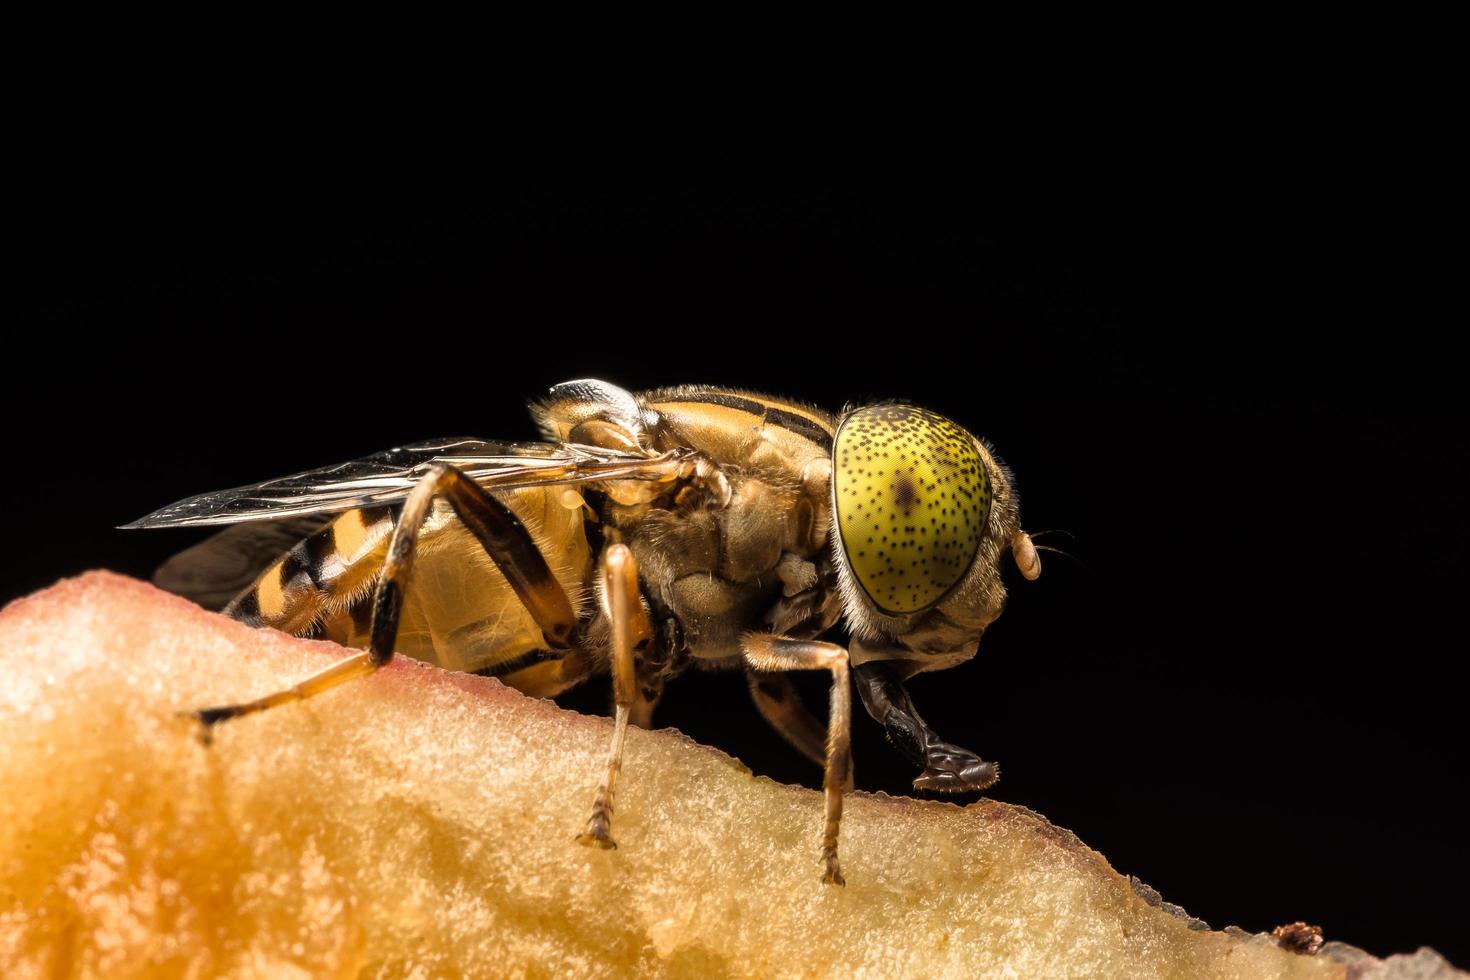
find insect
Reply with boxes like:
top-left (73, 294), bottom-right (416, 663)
top-left (128, 380), bottom-right (1043, 884)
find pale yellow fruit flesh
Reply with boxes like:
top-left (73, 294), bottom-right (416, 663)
top-left (0, 573), bottom-right (1443, 978)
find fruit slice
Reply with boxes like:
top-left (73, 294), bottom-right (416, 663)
top-left (0, 573), bottom-right (1457, 978)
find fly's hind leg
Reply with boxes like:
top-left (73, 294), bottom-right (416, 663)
top-left (742, 634), bottom-right (852, 885)
top-left (576, 543), bottom-right (653, 849)
top-left (185, 464), bottom-right (578, 742)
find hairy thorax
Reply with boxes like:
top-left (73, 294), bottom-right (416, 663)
top-left (598, 395), bottom-right (835, 662)
top-left (604, 472), bottom-right (821, 661)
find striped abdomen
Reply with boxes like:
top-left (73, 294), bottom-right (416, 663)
top-left (225, 487), bottom-right (594, 675)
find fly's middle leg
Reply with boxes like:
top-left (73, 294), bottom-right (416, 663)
top-left (184, 464), bottom-right (577, 741)
top-left (746, 670), bottom-right (854, 792)
top-left (742, 634), bottom-right (852, 886)
top-left (576, 543), bottom-right (653, 849)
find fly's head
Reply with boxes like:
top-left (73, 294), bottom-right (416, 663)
top-left (829, 403), bottom-right (1040, 672)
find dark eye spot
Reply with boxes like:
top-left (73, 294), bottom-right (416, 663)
top-left (892, 475), bottom-right (919, 515)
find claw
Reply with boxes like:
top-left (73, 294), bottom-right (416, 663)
top-left (577, 803), bottom-right (618, 849)
top-left (913, 742), bottom-right (999, 793)
top-left (177, 704), bottom-right (245, 747)
top-left (177, 709), bottom-right (216, 747)
top-left (575, 830), bottom-right (618, 850)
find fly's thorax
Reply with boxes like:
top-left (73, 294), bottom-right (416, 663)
top-left (542, 382), bottom-right (841, 662)
top-left (829, 404), bottom-right (1022, 667)
top-left (536, 382), bottom-right (836, 486)
top-left (638, 386), bottom-right (836, 485)
top-left (606, 469), bottom-right (832, 662)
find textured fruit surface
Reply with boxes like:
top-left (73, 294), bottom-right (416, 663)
top-left (0, 573), bottom-right (1363, 978)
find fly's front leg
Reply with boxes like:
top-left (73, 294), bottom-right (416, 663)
top-left (742, 634), bottom-right (851, 885)
top-left (576, 543), bottom-right (653, 849)
top-left (853, 660), bottom-right (998, 792)
top-left (185, 464), bottom-right (577, 741)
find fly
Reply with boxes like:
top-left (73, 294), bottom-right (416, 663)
top-left (127, 380), bottom-right (1044, 885)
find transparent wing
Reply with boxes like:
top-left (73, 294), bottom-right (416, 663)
top-left (123, 437), bottom-right (670, 529)
top-left (151, 516), bottom-right (333, 609)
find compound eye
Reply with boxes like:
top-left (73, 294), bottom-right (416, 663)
top-left (833, 405), bottom-right (991, 614)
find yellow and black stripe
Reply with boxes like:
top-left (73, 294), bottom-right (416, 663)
top-left (226, 505), bottom-right (397, 635)
top-left (644, 386), bottom-right (836, 451)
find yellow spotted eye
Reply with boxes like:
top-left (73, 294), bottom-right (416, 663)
top-left (833, 405), bottom-right (991, 614)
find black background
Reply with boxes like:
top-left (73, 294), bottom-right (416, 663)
top-left (11, 157), bottom-right (1465, 963)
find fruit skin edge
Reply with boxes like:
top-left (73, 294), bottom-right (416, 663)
top-left (0, 572), bottom-right (1460, 979)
